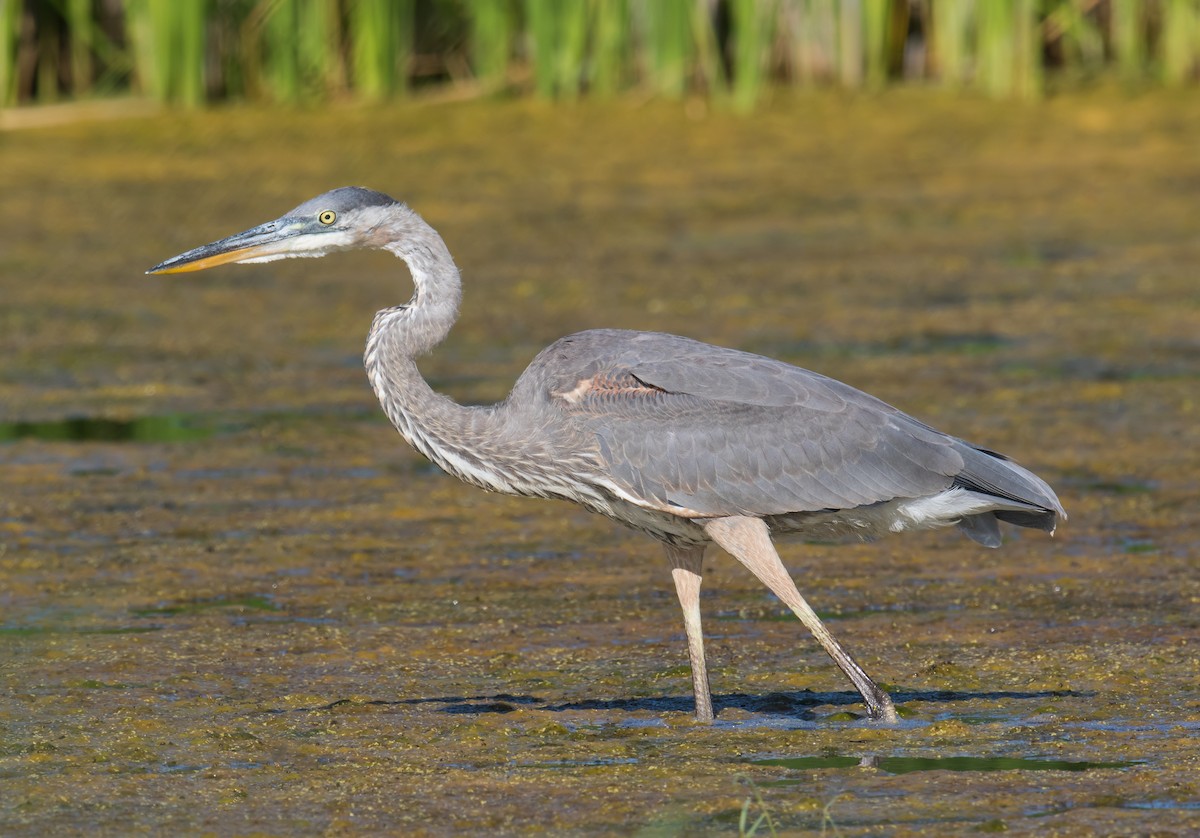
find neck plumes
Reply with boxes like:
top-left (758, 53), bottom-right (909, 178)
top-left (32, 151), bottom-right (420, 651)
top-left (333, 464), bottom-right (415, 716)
top-left (363, 210), bottom-right (515, 494)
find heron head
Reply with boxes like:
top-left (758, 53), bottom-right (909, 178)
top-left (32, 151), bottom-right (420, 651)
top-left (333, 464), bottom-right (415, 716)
top-left (147, 187), bottom-right (402, 274)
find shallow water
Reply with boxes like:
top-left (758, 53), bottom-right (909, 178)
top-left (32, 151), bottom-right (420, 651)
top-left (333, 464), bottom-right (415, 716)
top-left (1, 93), bottom-right (1198, 834)
top-left (754, 755), bottom-right (1139, 774)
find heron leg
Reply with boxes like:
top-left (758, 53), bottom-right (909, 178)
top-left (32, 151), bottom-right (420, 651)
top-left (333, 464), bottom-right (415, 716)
top-left (664, 543), bottom-right (713, 723)
top-left (703, 516), bottom-right (898, 723)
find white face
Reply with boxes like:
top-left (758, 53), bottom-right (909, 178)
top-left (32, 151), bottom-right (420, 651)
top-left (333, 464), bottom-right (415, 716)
top-left (230, 225), bottom-right (359, 264)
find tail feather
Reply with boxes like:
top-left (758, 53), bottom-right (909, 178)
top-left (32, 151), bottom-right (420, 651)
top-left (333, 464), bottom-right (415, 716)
top-left (958, 512), bottom-right (1002, 547)
top-left (951, 443), bottom-right (1065, 544)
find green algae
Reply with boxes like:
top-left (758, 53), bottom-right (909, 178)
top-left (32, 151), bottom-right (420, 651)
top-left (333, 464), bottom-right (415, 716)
top-left (0, 414), bottom-right (215, 443)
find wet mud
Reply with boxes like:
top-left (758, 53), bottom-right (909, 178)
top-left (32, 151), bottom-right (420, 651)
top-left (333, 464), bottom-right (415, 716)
top-left (1, 92), bottom-right (1198, 834)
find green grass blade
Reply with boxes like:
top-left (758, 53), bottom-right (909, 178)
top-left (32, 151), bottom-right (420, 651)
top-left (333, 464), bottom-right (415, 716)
top-left (0, 0), bottom-right (20, 105)
top-left (1160, 0), bottom-right (1198, 85)
top-left (265, 0), bottom-right (301, 103)
top-left (298, 0), bottom-right (345, 97)
top-left (350, 0), bottom-right (414, 100)
top-left (589, 0), bottom-right (629, 96)
top-left (1012, 0), bottom-right (1039, 98)
top-left (691, 0), bottom-right (725, 96)
top-left (930, 0), bottom-right (972, 88)
top-left (636, 0), bottom-right (692, 98)
top-left (976, 0), bottom-right (1015, 97)
top-left (524, 0), bottom-right (558, 97)
top-left (124, 0), bottom-right (166, 101)
top-left (1111, 0), bottom-right (1144, 83)
top-left (467, 0), bottom-right (513, 91)
top-left (525, 0), bottom-right (590, 98)
top-left (174, 0), bottom-right (207, 107)
top-left (730, 0), bottom-right (775, 111)
top-left (123, 0), bottom-right (207, 106)
top-left (863, 0), bottom-right (890, 88)
top-left (66, 0), bottom-right (93, 95)
top-left (557, 0), bottom-right (590, 98)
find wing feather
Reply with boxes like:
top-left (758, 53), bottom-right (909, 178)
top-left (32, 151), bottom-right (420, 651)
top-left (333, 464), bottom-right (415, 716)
top-left (534, 330), bottom-right (963, 516)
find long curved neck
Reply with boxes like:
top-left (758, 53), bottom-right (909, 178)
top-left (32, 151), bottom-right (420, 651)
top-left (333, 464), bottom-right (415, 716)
top-left (377, 218), bottom-right (462, 356)
top-left (363, 212), bottom-right (516, 494)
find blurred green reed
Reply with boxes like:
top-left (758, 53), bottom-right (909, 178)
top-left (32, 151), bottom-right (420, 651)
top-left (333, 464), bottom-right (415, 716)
top-left (1, 0), bottom-right (19, 106)
top-left (467, 0), bottom-right (513, 92)
top-left (730, 0), bottom-right (772, 111)
top-left (525, 0), bottom-right (589, 98)
top-left (1112, 0), bottom-right (1145, 81)
top-left (1162, 0), bottom-right (1200, 85)
top-left (589, 0), bottom-right (630, 95)
top-left (638, 0), bottom-right (697, 97)
top-left (2, 0), bottom-right (1198, 110)
top-left (863, 0), bottom-right (892, 88)
top-left (349, 0), bottom-right (413, 100)
top-left (124, 0), bottom-right (205, 107)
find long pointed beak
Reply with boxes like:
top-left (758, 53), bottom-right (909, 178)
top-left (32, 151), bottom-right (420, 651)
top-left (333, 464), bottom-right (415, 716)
top-left (147, 219), bottom-right (299, 274)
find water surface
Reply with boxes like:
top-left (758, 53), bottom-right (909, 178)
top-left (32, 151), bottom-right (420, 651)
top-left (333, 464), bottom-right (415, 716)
top-left (1, 94), bottom-right (1198, 834)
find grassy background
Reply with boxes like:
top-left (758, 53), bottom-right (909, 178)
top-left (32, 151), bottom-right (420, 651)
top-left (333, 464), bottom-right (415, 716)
top-left (3, 0), bottom-right (1200, 110)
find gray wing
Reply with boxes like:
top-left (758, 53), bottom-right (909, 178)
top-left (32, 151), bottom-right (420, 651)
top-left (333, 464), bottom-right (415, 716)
top-left (536, 330), bottom-right (966, 516)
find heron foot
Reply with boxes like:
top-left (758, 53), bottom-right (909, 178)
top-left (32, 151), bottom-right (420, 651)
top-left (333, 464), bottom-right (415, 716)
top-left (864, 688), bottom-right (899, 723)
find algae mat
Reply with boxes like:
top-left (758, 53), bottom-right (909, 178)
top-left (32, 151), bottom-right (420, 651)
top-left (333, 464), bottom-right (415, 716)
top-left (1, 94), bottom-right (1198, 834)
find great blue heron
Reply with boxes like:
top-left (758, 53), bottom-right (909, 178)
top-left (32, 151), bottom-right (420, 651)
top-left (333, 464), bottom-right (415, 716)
top-left (149, 187), bottom-right (1065, 724)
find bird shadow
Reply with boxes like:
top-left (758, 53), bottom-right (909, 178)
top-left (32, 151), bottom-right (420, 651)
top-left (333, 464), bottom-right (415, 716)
top-left (543, 688), bottom-right (1090, 719)
top-left (287, 687), bottom-right (1089, 719)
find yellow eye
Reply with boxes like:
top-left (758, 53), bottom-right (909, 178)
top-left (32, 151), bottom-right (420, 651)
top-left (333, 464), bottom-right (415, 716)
top-left (318, 210), bottom-right (337, 225)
